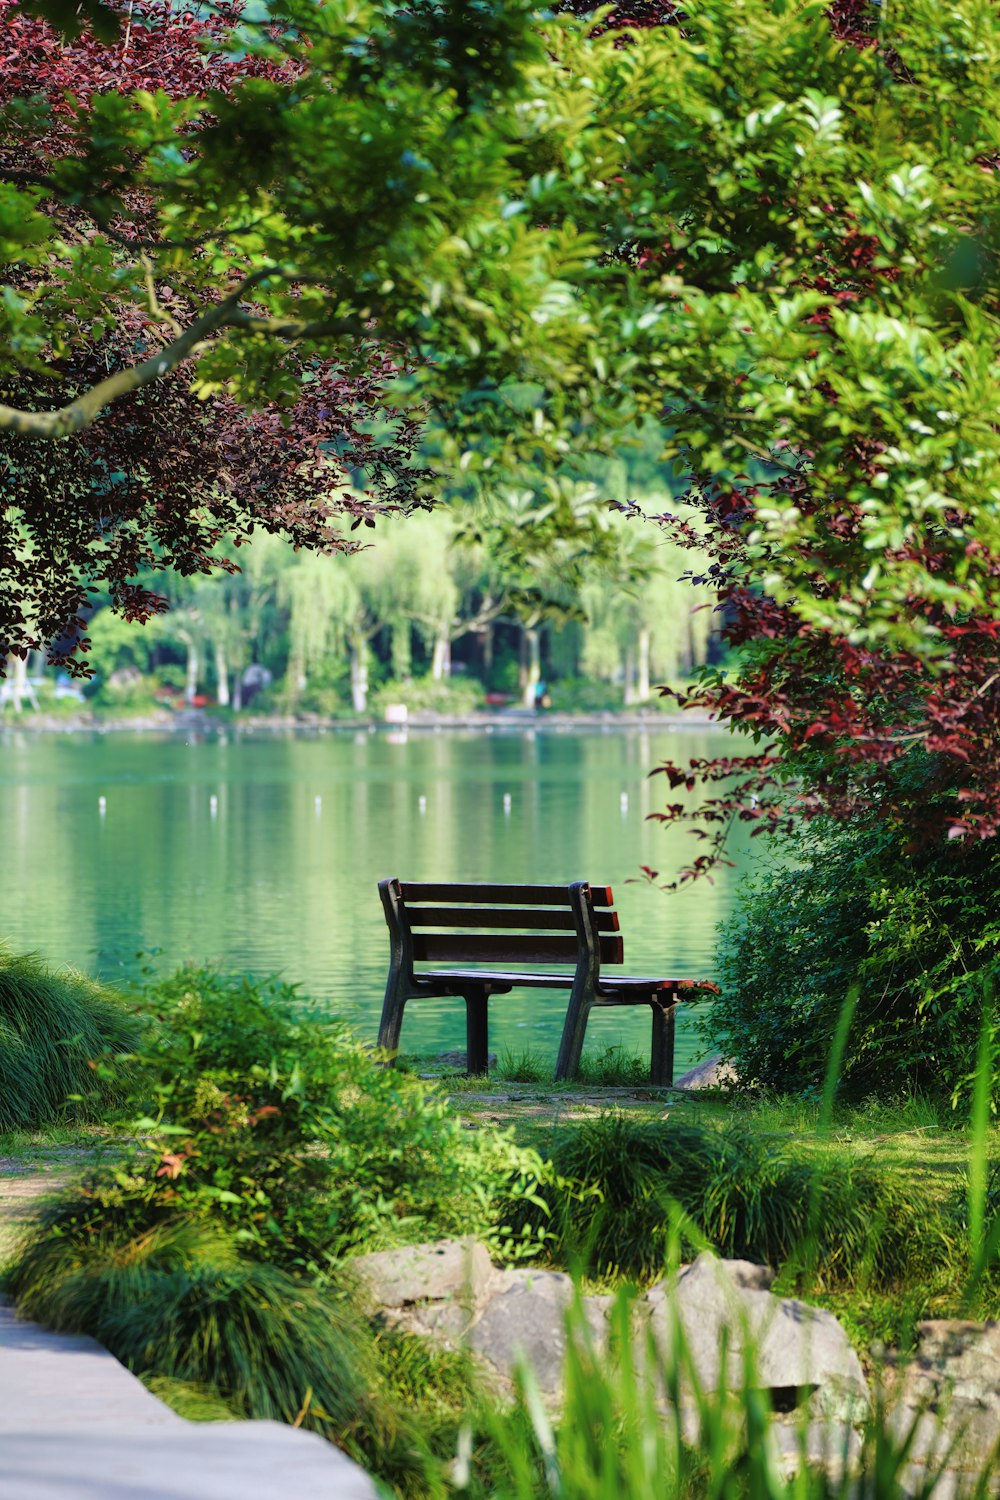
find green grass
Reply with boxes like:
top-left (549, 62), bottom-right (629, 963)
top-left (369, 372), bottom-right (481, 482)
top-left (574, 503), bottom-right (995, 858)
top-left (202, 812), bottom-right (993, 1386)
top-left (0, 1121), bottom-right (125, 1159)
top-left (0, 947), bottom-right (142, 1131)
top-left (406, 1043), bottom-right (653, 1090)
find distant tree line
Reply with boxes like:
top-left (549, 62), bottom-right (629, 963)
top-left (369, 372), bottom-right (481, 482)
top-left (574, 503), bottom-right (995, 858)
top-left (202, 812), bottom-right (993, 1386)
top-left (56, 498), bottom-right (719, 716)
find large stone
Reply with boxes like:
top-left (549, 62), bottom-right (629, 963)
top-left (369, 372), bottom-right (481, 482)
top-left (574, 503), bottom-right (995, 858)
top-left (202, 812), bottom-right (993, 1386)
top-left (349, 1237), bottom-right (500, 1342)
top-left (893, 1319), bottom-right (1000, 1473)
top-left (466, 1269), bottom-right (611, 1398)
top-left (643, 1253), bottom-right (869, 1424)
top-left (673, 1054), bottom-right (739, 1090)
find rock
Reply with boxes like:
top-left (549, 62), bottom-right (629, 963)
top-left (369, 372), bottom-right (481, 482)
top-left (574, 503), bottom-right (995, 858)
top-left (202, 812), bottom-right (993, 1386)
top-left (644, 1253), bottom-right (868, 1424)
top-left (466, 1269), bottom-right (610, 1399)
top-left (771, 1420), bottom-right (863, 1482)
top-left (894, 1319), bottom-right (1000, 1471)
top-left (349, 1238), bottom-right (500, 1341)
top-left (673, 1054), bottom-right (739, 1090)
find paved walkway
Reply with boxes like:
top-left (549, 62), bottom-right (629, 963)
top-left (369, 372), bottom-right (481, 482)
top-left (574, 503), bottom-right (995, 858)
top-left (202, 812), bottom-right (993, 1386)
top-left (0, 1165), bottom-right (378, 1500)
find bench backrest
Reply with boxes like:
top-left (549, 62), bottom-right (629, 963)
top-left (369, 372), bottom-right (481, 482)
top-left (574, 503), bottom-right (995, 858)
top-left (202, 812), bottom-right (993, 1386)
top-left (380, 879), bottom-right (622, 974)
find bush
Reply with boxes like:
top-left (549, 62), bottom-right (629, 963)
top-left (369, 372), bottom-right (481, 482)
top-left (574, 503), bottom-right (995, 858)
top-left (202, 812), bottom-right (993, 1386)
top-left (708, 813), bottom-right (1000, 1103)
top-left (508, 1113), bottom-right (942, 1285)
top-left (370, 674), bottom-right (483, 718)
top-left (0, 947), bottom-right (141, 1131)
top-left (3, 966), bottom-right (556, 1494)
top-left (99, 966), bottom-right (552, 1270)
top-left (547, 676), bottom-right (623, 713)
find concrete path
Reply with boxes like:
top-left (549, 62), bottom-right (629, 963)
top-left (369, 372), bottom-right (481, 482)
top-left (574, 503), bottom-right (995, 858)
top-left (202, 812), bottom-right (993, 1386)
top-left (0, 1303), bottom-right (380, 1499)
top-left (0, 1162), bottom-right (379, 1500)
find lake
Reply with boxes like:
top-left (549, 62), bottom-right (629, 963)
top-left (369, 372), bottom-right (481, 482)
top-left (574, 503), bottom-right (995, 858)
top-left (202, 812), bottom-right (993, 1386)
top-left (0, 724), bottom-right (752, 1074)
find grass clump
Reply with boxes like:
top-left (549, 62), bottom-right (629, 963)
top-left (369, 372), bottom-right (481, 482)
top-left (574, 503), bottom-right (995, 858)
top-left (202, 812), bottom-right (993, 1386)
top-left (511, 1112), bottom-right (943, 1286)
top-left (464, 1044), bottom-right (649, 1089)
top-left (0, 946), bottom-right (141, 1131)
top-left (458, 1289), bottom-right (995, 1500)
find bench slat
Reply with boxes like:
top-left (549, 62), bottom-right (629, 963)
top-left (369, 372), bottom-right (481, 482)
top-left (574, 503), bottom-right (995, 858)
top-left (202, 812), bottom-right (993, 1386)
top-left (412, 933), bottom-right (625, 965)
top-left (404, 906), bottom-right (621, 932)
top-left (417, 968), bottom-right (710, 993)
top-left (400, 881), bottom-right (614, 907)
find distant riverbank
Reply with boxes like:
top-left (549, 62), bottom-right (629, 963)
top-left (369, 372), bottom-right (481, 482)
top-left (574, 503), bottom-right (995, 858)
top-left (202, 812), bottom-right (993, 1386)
top-left (0, 704), bottom-right (721, 735)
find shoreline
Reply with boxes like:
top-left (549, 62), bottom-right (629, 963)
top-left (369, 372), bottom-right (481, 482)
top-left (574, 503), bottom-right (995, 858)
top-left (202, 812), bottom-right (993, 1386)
top-left (0, 706), bottom-right (723, 736)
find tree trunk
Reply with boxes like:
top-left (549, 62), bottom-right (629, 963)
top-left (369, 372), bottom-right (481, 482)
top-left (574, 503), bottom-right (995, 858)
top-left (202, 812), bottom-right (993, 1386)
top-left (214, 638), bottom-right (230, 707)
top-left (431, 632), bottom-right (451, 680)
top-left (391, 618), bottom-right (411, 680)
top-left (183, 637), bottom-right (199, 705)
top-left (4, 652), bottom-right (33, 712)
top-left (637, 626), bottom-right (651, 703)
top-left (232, 672), bottom-right (243, 712)
top-left (349, 633), bottom-right (369, 714)
top-left (520, 626), bottom-right (541, 709)
top-left (623, 643), bottom-right (637, 707)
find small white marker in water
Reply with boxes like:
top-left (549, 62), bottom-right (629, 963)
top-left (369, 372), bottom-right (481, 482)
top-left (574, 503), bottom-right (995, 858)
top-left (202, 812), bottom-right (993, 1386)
top-left (418, 795), bottom-right (427, 815)
top-left (503, 792), bottom-right (512, 815)
top-left (98, 795), bottom-right (106, 816)
top-left (620, 792), bottom-right (629, 814)
top-left (314, 796), bottom-right (322, 815)
top-left (209, 794), bottom-right (218, 818)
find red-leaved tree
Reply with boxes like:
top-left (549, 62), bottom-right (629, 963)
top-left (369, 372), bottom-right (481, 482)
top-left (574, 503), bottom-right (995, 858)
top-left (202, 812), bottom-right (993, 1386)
top-left (0, 0), bottom-right (428, 670)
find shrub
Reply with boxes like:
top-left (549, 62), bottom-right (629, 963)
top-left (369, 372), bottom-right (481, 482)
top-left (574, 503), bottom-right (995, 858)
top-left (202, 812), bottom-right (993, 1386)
top-left (105, 966), bottom-right (553, 1269)
top-left (370, 674), bottom-right (483, 718)
top-left (708, 812), bottom-right (1000, 1104)
top-left (508, 1113), bottom-right (942, 1285)
top-left (0, 947), bottom-right (141, 1131)
top-left (547, 676), bottom-right (624, 713)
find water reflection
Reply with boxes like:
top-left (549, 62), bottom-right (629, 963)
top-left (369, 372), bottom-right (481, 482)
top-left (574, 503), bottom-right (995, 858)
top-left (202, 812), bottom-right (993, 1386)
top-left (0, 726), bottom-right (751, 1071)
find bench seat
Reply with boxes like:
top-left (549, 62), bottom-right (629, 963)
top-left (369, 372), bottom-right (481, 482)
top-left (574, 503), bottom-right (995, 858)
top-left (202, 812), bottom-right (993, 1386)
top-left (417, 969), bottom-right (695, 994)
top-left (377, 878), bottom-right (718, 1083)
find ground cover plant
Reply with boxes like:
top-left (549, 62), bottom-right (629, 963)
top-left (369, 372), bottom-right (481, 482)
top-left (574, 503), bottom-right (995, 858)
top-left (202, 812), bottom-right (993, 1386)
top-left (0, 946), bottom-right (141, 1131)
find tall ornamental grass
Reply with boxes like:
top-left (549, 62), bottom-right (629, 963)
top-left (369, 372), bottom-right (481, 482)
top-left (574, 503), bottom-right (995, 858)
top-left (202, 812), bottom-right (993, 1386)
top-left (0, 946), bottom-right (140, 1130)
top-left (510, 1112), bottom-right (942, 1286)
top-left (459, 1288), bottom-right (997, 1500)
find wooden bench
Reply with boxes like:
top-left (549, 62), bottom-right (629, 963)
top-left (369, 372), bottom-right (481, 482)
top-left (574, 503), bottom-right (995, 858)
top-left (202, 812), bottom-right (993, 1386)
top-left (377, 878), bottom-right (719, 1084)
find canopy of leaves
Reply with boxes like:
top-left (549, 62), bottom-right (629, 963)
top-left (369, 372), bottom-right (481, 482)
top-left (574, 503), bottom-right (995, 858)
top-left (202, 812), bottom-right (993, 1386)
top-left (4, 0), bottom-right (1000, 859)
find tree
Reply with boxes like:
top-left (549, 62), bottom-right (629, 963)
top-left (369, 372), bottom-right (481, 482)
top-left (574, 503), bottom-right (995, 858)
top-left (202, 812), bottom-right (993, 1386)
top-left (560, 0), bottom-right (1000, 870)
top-left (0, 0), bottom-right (429, 668)
top-left (7, 0), bottom-right (1000, 870)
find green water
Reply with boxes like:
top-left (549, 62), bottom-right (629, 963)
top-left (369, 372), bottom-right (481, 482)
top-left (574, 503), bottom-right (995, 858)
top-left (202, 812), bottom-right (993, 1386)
top-left (0, 725), bottom-right (751, 1074)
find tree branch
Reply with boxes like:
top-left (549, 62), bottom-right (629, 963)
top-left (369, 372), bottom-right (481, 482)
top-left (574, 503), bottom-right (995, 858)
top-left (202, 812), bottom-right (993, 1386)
top-left (0, 271), bottom-right (363, 439)
top-left (226, 309), bottom-right (368, 340)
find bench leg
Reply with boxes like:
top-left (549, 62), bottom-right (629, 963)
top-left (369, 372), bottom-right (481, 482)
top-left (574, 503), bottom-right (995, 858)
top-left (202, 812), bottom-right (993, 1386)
top-left (650, 1000), bottom-right (677, 1087)
top-left (555, 980), bottom-right (594, 1082)
top-left (377, 976), bottom-right (407, 1067)
top-left (464, 989), bottom-right (490, 1076)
